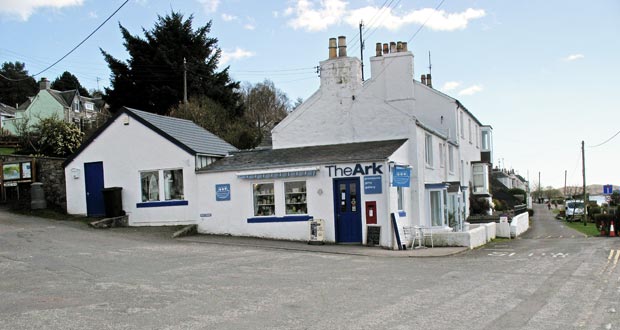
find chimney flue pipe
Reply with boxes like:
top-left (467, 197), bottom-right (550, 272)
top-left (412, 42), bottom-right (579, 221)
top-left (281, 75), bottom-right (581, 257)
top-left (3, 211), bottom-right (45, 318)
top-left (337, 36), bottom-right (347, 57)
top-left (375, 43), bottom-right (382, 56)
top-left (329, 38), bottom-right (337, 59)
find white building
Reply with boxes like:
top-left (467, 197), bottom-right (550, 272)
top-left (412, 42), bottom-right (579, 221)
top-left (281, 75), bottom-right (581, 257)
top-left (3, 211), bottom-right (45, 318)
top-left (64, 107), bottom-right (237, 225)
top-left (196, 37), bottom-right (493, 248)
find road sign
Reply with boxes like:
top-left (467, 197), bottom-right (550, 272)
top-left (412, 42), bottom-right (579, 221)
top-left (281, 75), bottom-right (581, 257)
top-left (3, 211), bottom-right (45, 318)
top-left (603, 184), bottom-right (613, 195)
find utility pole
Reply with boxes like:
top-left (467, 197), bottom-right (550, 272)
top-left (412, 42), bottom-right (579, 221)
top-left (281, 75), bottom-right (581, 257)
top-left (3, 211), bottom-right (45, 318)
top-left (359, 21), bottom-right (364, 81)
top-left (564, 170), bottom-right (567, 198)
top-left (538, 171), bottom-right (541, 203)
top-left (582, 141), bottom-right (587, 226)
top-left (183, 57), bottom-right (188, 104)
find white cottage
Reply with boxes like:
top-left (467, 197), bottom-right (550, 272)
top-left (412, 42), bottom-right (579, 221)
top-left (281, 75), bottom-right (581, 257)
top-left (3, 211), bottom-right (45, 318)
top-left (64, 107), bottom-right (237, 225)
top-left (196, 37), bottom-right (494, 248)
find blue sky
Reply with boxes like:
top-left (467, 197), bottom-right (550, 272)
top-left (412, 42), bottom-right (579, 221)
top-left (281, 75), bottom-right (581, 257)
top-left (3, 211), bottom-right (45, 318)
top-left (0, 0), bottom-right (619, 190)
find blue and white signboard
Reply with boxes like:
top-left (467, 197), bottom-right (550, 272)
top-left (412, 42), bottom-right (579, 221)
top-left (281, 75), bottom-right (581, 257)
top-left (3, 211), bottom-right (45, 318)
top-left (392, 167), bottom-right (411, 187)
top-left (215, 184), bottom-right (231, 201)
top-left (604, 184), bottom-right (613, 195)
top-left (364, 175), bottom-right (382, 194)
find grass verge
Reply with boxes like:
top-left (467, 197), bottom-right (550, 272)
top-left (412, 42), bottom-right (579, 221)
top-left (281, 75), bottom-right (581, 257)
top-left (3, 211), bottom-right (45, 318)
top-left (564, 221), bottom-right (601, 237)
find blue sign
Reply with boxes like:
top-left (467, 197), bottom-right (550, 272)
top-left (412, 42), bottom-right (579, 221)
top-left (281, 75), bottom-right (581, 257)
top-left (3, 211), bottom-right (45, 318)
top-left (364, 175), bottom-right (382, 194)
top-left (604, 184), bottom-right (613, 195)
top-left (392, 167), bottom-right (411, 187)
top-left (215, 184), bottom-right (231, 201)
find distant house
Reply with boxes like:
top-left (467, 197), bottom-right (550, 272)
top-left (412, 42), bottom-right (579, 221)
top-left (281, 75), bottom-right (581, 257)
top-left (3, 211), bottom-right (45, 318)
top-left (0, 102), bottom-right (16, 131)
top-left (4, 78), bottom-right (106, 134)
top-left (64, 107), bottom-right (237, 225)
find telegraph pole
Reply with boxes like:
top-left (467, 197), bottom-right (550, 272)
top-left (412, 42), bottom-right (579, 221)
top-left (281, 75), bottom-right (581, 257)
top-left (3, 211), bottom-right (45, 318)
top-left (538, 171), bottom-right (541, 203)
top-left (564, 170), bottom-right (567, 198)
top-left (183, 57), bottom-right (188, 104)
top-left (582, 141), bottom-right (587, 226)
top-left (359, 21), bottom-right (364, 81)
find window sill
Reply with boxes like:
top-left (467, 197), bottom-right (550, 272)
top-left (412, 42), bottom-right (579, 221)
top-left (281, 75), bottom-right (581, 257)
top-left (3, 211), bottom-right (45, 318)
top-left (247, 215), bottom-right (312, 223)
top-left (136, 200), bottom-right (189, 208)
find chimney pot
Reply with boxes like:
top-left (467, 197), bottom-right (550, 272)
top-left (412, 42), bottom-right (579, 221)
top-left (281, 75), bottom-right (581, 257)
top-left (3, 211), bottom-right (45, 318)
top-left (397, 42), bottom-right (403, 52)
top-left (382, 43), bottom-right (389, 55)
top-left (421, 75), bottom-right (427, 85)
top-left (328, 38), bottom-right (337, 59)
top-left (389, 42), bottom-right (397, 53)
top-left (375, 43), bottom-right (382, 56)
top-left (426, 73), bottom-right (432, 88)
top-left (402, 42), bottom-right (408, 52)
top-left (337, 36), bottom-right (347, 57)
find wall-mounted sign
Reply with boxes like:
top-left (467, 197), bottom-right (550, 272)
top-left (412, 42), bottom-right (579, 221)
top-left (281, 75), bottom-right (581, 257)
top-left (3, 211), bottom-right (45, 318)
top-left (215, 184), bottom-right (231, 201)
top-left (364, 175), bottom-right (382, 194)
top-left (325, 163), bottom-right (383, 177)
top-left (392, 166), bottom-right (411, 187)
top-left (2, 161), bottom-right (33, 182)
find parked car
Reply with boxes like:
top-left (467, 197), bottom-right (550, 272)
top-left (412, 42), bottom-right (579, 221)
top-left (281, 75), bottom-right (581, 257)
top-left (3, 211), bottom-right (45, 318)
top-left (565, 200), bottom-right (585, 221)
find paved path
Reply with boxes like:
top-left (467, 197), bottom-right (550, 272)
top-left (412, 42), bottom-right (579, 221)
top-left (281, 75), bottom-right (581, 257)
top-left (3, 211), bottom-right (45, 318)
top-left (521, 203), bottom-right (587, 239)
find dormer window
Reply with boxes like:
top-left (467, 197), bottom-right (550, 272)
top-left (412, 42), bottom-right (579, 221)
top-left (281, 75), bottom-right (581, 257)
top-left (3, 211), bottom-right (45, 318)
top-left (84, 102), bottom-right (94, 111)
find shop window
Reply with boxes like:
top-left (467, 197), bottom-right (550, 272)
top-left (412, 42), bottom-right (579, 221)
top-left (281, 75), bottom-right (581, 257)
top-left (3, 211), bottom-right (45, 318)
top-left (285, 181), bottom-right (307, 214)
top-left (141, 171), bottom-right (160, 202)
top-left (253, 183), bottom-right (275, 216)
top-left (164, 169), bottom-right (184, 200)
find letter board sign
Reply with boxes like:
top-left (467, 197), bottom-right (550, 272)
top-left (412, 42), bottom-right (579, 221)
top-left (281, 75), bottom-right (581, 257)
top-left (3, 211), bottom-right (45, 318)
top-left (364, 175), bottom-right (382, 194)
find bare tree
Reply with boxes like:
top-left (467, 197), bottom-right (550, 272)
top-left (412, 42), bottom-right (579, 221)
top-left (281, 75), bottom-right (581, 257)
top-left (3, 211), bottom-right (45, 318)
top-left (241, 80), bottom-right (290, 143)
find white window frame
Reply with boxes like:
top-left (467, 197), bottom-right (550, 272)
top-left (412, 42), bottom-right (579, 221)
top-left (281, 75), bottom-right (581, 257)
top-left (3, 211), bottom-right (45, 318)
top-left (439, 143), bottom-right (445, 168)
top-left (139, 168), bottom-right (185, 202)
top-left (253, 182), bottom-right (275, 216)
top-left (472, 163), bottom-right (489, 195)
top-left (448, 145), bottom-right (455, 173)
top-left (459, 111), bottom-right (464, 138)
top-left (427, 189), bottom-right (446, 227)
top-left (425, 134), bottom-right (433, 167)
top-left (284, 181), bottom-right (307, 215)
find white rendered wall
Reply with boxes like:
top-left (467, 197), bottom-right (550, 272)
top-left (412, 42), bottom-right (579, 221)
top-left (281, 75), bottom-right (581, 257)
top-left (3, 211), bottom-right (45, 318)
top-left (65, 114), bottom-right (198, 225)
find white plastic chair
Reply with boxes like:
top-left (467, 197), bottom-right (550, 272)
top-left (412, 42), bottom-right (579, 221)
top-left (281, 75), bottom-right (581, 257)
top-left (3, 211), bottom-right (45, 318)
top-left (419, 226), bottom-right (434, 248)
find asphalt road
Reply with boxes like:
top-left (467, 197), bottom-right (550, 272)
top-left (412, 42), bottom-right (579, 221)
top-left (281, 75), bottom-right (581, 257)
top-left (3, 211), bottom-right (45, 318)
top-left (1, 205), bottom-right (619, 330)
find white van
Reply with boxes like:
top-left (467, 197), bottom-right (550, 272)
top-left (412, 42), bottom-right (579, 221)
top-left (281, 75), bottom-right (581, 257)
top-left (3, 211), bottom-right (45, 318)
top-left (565, 200), bottom-right (585, 221)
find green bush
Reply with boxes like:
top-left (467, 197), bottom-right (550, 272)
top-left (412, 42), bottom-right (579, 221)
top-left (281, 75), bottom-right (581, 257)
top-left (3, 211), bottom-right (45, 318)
top-left (493, 199), bottom-right (504, 211)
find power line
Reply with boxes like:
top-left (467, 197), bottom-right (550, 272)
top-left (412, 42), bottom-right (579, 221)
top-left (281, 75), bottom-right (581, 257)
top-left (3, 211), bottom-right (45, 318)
top-left (588, 129), bottom-right (620, 148)
top-left (0, 0), bottom-right (129, 81)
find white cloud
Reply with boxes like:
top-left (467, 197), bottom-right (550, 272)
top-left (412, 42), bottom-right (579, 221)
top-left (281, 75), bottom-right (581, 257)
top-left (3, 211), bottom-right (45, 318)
top-left (0, 0), bottom-right (83, 21)
top-left (458, 85), bottom-right (483, 96)
top-left (563, 54), bottom-right (584, 62)
top-left (221, 13), bottom-right (237, 21)
top-left (197, 0), bottom-right (220, 13)
top-left (345, 6), bottom-right (485, 31)
top-left (284, 0), bottom-right (485, 32)
top-left (272, 11), bottom-right (280, 18)
top-left (220, 47), bottom-right (255, 65)
top-left (286, 0), bottom-right (347, 32)
top-left (244, 24), bottom-right (256, 30)
top-left (442, 81), bottom-right (461, 92)
top-left (88, 11), bottom-right (98, 19)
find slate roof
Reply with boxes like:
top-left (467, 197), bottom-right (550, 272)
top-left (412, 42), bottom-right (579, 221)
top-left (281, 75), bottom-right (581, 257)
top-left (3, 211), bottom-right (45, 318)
top-left (47, 89), bottom-right (104, 112)
top-left (125, 107), bottom-right (237, 156)
top-left (64, 107), bottom-right (238, 167)
top-left (0, 102), bottom-right (16, 115)
top-left (199, 139), bottom-right (408, 173)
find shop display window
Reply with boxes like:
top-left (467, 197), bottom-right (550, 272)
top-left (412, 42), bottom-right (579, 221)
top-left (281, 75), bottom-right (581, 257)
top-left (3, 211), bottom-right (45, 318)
top-left (163, 169), bottom-right (184, 200)
top-left (285, 181), bottom-right (307, 214)
top-left (253, 183), bottom-right (275, 216)
top-left (141, 171), bottom-right (159, 202)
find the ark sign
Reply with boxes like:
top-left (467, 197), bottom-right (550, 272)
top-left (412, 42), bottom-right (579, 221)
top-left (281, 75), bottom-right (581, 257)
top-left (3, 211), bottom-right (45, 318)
top-left (325, 163), bottom-right (383, 177)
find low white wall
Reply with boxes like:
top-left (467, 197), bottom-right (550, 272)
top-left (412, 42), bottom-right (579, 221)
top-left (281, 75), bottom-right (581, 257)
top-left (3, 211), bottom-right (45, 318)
top-left (433, 225), bottom-right (487, 249)
top-left (483, 222), bottom-right (496, 241)
top-left (497, 221), bottom-right (511, 238)
top-left (511, 212), bottom-right (529, 237)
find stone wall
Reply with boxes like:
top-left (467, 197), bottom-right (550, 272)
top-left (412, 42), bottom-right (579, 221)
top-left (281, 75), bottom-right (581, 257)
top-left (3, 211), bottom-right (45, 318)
top-left (0, 155), bottom-right (66, 211)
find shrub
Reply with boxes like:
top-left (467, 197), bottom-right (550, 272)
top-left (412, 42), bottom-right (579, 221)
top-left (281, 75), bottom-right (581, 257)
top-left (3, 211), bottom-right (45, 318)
top-left (493, 199), bottom-right (504, 211)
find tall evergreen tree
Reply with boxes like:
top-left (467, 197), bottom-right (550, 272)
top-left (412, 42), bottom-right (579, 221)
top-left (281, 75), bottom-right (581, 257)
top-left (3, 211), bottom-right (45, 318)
top-left (51, 71), bottom-right (91, 97)
top-left (0, 62), bottom-right (37, 107)
top-left (101, 12), bottom-right (241, 115)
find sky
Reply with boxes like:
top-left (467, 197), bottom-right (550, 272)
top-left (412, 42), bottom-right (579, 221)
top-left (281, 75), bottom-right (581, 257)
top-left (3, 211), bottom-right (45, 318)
top-left (0, 0), bottom-right (619, 190)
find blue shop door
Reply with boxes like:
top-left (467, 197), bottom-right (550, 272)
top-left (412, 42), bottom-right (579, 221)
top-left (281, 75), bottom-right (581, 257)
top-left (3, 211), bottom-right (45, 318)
top-left (84, 162), bottom-right (105, 217)
top-left (333, 178), bottom-right (362, 243)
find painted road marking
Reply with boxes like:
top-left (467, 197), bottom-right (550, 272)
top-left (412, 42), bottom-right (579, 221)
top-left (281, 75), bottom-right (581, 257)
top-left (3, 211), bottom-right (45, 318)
top-left (600, 250), bottom-right (620, 275)
top-left (487, 251), bottom-right (568, 258)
